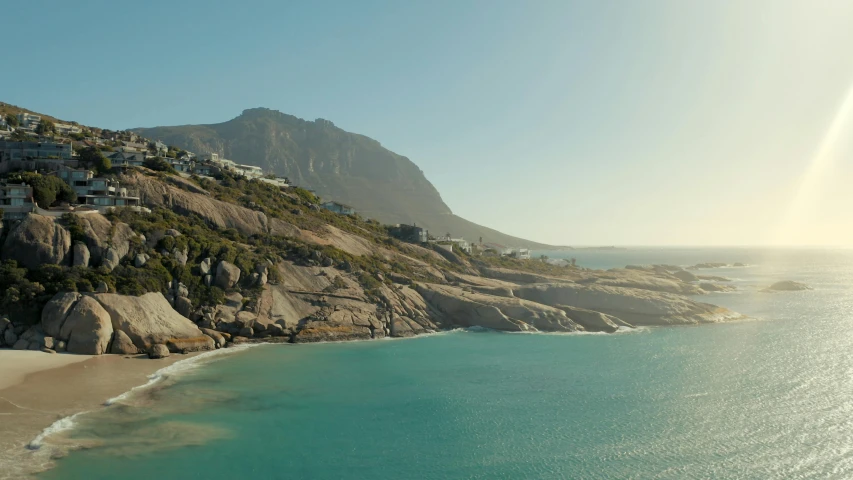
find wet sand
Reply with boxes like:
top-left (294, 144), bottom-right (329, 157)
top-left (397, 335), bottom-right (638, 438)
top-left (0, 351), bottom-right (193, 479)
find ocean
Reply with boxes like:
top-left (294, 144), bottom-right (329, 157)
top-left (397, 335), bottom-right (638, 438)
top-left (37, 248), bottom-right (853, 479)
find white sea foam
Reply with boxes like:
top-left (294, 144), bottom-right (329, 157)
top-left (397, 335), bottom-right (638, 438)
top-left (105, 343), bottom-right (263, 406)
top-left (28, 344), bottom-right (263, 450)
top-left (27, 412), bottom-right (85, 450)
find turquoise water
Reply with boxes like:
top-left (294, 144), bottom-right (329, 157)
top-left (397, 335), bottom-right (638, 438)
top-left (39, 249), bottom-right (853, 479)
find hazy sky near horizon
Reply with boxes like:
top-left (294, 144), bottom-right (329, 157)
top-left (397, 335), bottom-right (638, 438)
top-left (4, 0), bottom-right (853, 246)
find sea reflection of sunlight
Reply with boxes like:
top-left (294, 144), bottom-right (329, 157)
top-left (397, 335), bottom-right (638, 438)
top-left (774, 79), bottom-right (853, 245)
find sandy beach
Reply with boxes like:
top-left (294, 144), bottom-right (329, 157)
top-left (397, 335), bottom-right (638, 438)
top-left (0, 351), bottom-right (192, 479)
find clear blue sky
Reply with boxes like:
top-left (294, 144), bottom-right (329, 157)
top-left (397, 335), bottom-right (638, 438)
top-left (5, 0), bottom-right (853, 246)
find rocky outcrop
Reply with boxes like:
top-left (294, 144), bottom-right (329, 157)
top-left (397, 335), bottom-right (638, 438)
top-left (512, 283), bottom-right (741, 326)
top-left (61, 296), bottom-right (114, 355)
top-left (120, 172), bottom-right (277, 238)
top-left (1, 214), bottom-right (70, 269)
top-left (699, 283), bottom-right (736, 293)
top-left (672, 270), bottom-right (698, 282)
top-left (416, 283), bottom-right (580, 332)
top-left (479, 266), bottom-right (572, 285)
top-left (75, 214), bottom-right (135, 268)
top-left (215, 261), bottom-right (241, 289)
top-left (581, 270), bottom-right (703, 295)
top-left (555, 305), bottom-right (632, 333)
top-left (764, 281), bottom-right (811, 292)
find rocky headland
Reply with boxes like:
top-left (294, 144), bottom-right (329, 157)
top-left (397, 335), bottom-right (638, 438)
top-left (0, 170), bottom-right (748, 360)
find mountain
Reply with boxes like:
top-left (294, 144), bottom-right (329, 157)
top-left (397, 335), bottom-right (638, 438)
top-left (134, 108), bottom-right (554, 249)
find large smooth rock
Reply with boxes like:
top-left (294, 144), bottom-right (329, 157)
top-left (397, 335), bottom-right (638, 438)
top-left (1, 214), bottom-right (71, 269)
top-left (72, 242), bottom-right (90, 267)
top-left (42, 292), bottom-right (82, 338)
top-left (109, 329), bottom-right (139, 354)
top-left (62, 296), bottom-right (114, 355)
top-left (215, 261), bottom-right (241, 289)
top-left (148, 344), bottom-right (170, 358)
top-left (93, 292), bottom-right (213, 352)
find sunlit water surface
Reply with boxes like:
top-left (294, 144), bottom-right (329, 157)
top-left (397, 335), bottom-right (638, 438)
top-left (39, 248), bottom-right (853, 479)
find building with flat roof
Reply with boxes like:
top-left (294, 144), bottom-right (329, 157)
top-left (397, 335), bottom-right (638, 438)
top-left (321, 201), bottom-right (355, 215)
top-left (390, 224), bottom-right (428, 243)
top-left (53, 167), bottom-right (141, 208)
top-left (0, 140), bottom-right (73, 161)
top-left (16, 113), bottom-right (41, 131)
top-left (0, 182), bottom-right (35, 219)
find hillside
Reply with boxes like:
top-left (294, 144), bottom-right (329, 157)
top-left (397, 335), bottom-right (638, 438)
top-left (134, 108), bottom-right (553, 249)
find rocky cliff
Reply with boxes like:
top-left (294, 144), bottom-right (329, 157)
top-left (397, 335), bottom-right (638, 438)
top-left (134, 108), bottom-right (553, 248)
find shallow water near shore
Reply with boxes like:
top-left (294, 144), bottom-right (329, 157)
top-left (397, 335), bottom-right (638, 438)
top-left (38, 248), bottom-right (853, 479)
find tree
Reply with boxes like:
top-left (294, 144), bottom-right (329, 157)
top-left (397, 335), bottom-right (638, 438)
top-left (35, 119), bottom-right (56, 135)
top-left (5, 114), bottom-right (18, 127)
top-left (78, 146), bottom-right (111, 174)
top-left (11, 172), bottom-right (77, 207)
top-left (144, 157), bottom-right (176, 174)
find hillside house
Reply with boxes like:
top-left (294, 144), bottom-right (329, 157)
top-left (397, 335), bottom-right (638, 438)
top-left (53, 167), bottom-right (140, 208)
top-left (435, 234), bottom-right (472, 253)
top-left (0, 182), bottom-right (35, 219)
top-left (390, 224), bottom-right (428, 243)
top-left (152, 140), bottom-right (168, 156)
top-left (16, 113), bottom-right (41, 131)
top-left (105, 151), bottom-right (146, 169)
top-left (168, 157), bottom-right (193, 173)
top-left (234, 164), bottom-right (264, 179)
top-left (0, 140), bottom-right (73, 161)
top-left (321, 201), bottom-right (355, 215)
top-left (54, 123), bottom-right (82, 135)
top-left (0, 140), bottom-right (76, 174)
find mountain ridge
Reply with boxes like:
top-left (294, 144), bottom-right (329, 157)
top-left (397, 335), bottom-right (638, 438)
top-left (134, 107), bottom-right (556, 249)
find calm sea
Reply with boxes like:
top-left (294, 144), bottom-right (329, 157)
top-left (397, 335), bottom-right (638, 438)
top-left (38, 248), bottom-right (853, 479)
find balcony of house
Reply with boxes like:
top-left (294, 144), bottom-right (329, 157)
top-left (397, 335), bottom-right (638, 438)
top-left (82, 193), bottom-right (141, 208)
top-left (0, 203), bottom-right (36, 219)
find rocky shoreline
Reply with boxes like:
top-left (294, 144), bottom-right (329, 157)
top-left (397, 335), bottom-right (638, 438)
top-left (0, 171), bottom-right (750, 361)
